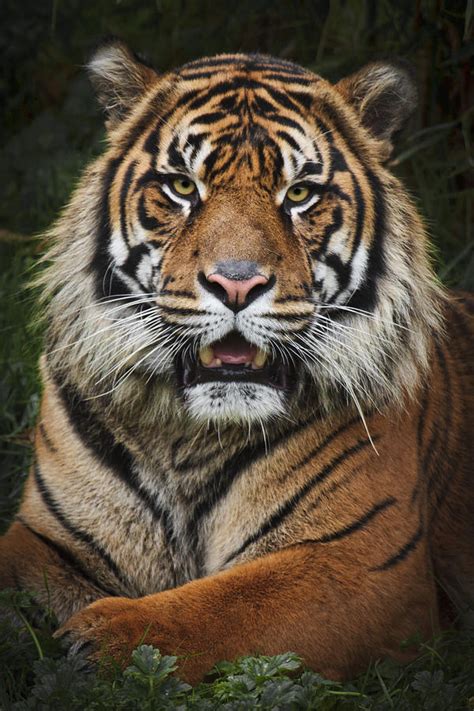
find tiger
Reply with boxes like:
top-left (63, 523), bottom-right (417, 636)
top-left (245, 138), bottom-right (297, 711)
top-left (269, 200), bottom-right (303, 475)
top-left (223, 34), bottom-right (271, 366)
top-left (0, 39), bottom-right (473, 685)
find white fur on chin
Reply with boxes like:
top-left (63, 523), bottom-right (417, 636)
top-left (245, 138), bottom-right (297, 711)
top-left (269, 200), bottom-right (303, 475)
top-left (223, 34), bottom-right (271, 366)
top-left (183, 382), bottom-right (287, 424)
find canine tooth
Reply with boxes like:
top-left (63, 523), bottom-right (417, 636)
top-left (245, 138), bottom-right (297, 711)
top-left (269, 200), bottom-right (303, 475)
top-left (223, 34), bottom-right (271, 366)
top-left (214, 358), bottom-right (222, 366)
top-left (199, 346), bottom-right (214, 366)
top-left (254, 348), bottom-right (268, 368)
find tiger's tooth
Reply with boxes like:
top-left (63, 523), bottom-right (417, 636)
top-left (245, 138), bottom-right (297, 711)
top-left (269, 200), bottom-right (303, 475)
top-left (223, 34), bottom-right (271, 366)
top-left (254, 348), bottom-right (268, 368)
top-left (199, 346), bottom-right (214, 366)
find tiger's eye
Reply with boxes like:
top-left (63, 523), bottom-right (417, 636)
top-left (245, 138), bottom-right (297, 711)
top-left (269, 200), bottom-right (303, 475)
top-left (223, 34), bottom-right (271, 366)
top-left (286, 184), bottom-right (310, 203)
top-left (172, 177), bottom-right (197, 196)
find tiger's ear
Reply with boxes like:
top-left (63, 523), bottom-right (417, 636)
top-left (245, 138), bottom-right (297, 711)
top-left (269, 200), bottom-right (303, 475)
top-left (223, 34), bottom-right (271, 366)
top-left (336, 61), bottom-right (417, 148)
top-left (87, 39), bottom-right (158, 128)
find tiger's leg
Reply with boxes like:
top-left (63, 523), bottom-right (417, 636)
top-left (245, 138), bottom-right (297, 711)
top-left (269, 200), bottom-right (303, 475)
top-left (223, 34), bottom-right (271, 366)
top-left (58, 537), bottom-right (439, 684)
top-left (0, 520), bottom-right (108, 622)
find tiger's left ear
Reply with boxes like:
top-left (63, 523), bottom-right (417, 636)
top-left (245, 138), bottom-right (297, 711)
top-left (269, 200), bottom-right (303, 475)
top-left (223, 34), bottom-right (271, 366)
top-left (87, 39), bottom-right (159, 129)
top-left (336, 61), bottom-right (417, 148)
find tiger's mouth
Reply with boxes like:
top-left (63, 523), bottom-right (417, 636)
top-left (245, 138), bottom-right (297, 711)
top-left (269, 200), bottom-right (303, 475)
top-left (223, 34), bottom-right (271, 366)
top-left (176, 331), bottom-right (289, 389)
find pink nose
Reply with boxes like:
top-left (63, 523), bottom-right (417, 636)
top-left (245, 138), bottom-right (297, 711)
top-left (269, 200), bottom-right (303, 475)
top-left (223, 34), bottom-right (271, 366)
top-left (207, 273), bottom-right (269, 307)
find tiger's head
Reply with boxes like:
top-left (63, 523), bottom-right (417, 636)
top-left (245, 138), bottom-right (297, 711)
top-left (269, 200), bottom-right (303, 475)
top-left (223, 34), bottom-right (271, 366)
top-left (44, 41), bottom-right (442, 427)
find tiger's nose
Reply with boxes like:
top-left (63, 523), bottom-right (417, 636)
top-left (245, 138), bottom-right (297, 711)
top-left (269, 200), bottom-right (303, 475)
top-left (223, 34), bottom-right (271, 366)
top-left (198, 260), bottom-right (273, 311)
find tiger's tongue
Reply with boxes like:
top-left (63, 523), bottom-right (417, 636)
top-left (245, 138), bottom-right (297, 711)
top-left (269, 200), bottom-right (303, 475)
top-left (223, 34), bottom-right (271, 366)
top-left (213, 334), bottom-right (257, 365)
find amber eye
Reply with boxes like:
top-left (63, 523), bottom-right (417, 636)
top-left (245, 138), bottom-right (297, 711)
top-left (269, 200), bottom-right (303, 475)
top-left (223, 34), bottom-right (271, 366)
top-left (286, 184), bottom-right (311, 203)
top-left (172, 177), bottom-right (197, 197)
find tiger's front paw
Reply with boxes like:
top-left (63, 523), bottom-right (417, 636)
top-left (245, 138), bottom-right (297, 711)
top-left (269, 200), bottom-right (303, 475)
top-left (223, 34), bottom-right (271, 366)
top-left (55, 596), bottom-right (156, 667)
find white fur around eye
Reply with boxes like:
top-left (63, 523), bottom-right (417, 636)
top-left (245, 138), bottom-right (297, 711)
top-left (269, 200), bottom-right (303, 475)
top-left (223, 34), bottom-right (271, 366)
top-left (289, 192), bottom-right (321, 216)
top-left (161, 184), bottom-right (192, 215)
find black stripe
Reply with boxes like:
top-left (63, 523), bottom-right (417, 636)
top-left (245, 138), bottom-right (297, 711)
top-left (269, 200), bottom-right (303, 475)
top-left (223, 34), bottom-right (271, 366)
top-left (349, 171), bottom-right (365, 259)
top-left (167, 135), bottom-right (187, 171)
top-left (119, 161), bottom-right (136, 244)
top-left (417, 383), bottom-right (430, 452)
top-left (319, 99), bottom-right (365, 164)
top-left (17, 517), bottom-right (118, 597)
top-left (182, 56), bottom-right (254, 70)
top-left (187, 131), bottom-right (210, 163)
top-left (120, 242), bottom-right (150, 276)
top-left (188, 439), bottom-right (272, 547)
top-left (275, 295), bottom-right (311, 304)
top-left (259, 85), bottom-right (304, 116)
top-left (325, 253), bottom-right (351, 294)
top-left (261, 73), bottom-right (313, 86)
top-left (310, 205), bottom-right (343, 260)
top-left (224, 435), bottom-right (375, 564)
top-left (327, 185), bottom-right (352, 203)
top-left (38, 423), bottom-right (57, 452)
top-left (264, 113), bottom-right (305, 132)
top-left (189, 412), bottom-right (327, 547)
top-left (206, 151), bottom-right (242, 182)
top-left (160, 304), bottom-right (206, 318)
top-left (159, 288), bottom-right (195, 298)
top-left (138, 192), bottom-right (163, 232)
top-left (174, 78), bottom-right (258, 113)
top-left (428, 341), bottom-right (454, 515)
top-left (411, 381), bottom-right (430, 505)
top-left (299, 160), bottom-right (324, 178)
top-left (51, 374), bottom-right (174, 538)
top-left (121, 86), bottom-right (172, 154)
top-left (181, 54), bottom-right (309, 75)
top-left (371, 522), bottom-right (424, 572)
top-left (303, 497), bottom-right (396, 544)
top-left (289, 416), bottom-right (360, 472)
top-left (345, 169), bottom-right (386, 313)
top-left (422, 342), bottom-right (449, 482)
top-left (33, 464), bottom-right (128, 588)
top-left (252, 94), bottom-right (279, 115)
top-left (258, 311), bottom-right (310, 321)
top-left (90, 155), bottom-right (121, 299)
top-left (190, 111), bottom-right (228, 126)
top-left (276, 129), bottom-right (301, 152)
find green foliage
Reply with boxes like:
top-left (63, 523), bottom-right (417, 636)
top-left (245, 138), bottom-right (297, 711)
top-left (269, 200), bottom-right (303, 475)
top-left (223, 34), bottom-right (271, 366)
top-left (0, 590), bottom-right (474, 709)
top-left (0, 241), bottom-right (40, 531)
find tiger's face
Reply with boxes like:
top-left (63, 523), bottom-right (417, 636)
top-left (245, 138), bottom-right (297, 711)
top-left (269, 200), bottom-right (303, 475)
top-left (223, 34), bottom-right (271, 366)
top-left (50, 43), bottom-right (438, 426)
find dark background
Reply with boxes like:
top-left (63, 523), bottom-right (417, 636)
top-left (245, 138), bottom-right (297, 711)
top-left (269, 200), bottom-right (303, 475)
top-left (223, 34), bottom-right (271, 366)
top-left (0, 0), bottom-right (473, 523)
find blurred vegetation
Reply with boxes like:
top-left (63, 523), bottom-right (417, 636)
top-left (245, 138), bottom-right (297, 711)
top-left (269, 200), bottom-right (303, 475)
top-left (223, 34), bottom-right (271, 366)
top-left (0, 1), bottom-right (473, 706)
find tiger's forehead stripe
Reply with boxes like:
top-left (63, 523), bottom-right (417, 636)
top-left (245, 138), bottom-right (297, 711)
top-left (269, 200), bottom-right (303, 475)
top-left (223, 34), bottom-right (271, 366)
top-left (145, 70), bottom-right (320, 189)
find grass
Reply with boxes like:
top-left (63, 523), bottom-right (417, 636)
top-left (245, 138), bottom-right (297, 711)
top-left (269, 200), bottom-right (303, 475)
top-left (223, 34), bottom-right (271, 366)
top-left (1, 0), bottom-right (473, 707)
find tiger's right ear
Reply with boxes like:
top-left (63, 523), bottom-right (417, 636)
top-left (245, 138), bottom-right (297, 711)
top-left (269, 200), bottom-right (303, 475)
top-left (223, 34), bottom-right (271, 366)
top-left (87, 39), bottom-right (159, 129)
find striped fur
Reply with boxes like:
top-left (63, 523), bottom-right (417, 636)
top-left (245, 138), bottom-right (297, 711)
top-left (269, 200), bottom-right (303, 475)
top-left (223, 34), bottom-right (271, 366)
top-left (1, 43), bottom-right (472, 683)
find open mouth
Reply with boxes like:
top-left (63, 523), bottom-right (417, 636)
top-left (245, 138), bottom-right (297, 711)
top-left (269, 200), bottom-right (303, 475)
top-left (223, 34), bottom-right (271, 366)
top-left (176, 331), bottom-right (289, 389)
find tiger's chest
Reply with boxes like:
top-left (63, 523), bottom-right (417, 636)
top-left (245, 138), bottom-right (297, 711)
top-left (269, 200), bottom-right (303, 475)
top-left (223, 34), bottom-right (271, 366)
top-left (92, 414), bottom-right (388, 597)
